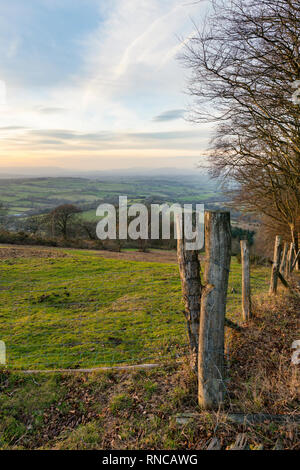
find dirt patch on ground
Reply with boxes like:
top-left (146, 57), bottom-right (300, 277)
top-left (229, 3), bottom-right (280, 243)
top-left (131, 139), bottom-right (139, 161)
top-left (0, 245), bottom-right (68, 260)
top-left (0, 244), bottom-right (177, 263)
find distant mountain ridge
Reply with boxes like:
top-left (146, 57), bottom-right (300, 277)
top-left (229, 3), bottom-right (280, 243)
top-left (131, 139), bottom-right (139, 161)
top-left (0, 166), bottom-right (210, 180)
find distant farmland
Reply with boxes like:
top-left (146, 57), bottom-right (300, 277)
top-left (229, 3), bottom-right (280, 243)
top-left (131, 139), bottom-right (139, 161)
top-left (0, 176), bottom-right (224, 221)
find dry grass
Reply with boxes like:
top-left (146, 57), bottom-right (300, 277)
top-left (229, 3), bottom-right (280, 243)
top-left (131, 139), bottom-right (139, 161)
top-left (227, 290), bottom-right (300, 416)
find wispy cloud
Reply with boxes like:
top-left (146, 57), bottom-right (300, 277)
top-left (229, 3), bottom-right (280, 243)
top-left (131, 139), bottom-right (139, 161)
top-left (0, 0), bottom-right (211, 171)
top-left (153, 109), bottom-right (185, 122)
top-left (1, 127), bottom-right (207, 148)
top-left (36, 107), bottom-right (67, 115)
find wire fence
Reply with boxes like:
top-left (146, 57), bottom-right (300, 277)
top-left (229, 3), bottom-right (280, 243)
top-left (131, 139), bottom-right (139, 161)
top-left (0, 255), bottom-right (270, 371)
top-left (226, 265), bottom-right (270, 322)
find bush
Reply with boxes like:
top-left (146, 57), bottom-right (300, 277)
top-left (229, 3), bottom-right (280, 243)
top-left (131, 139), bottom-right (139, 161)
top-left (232, 227), bottom-right (255, 246)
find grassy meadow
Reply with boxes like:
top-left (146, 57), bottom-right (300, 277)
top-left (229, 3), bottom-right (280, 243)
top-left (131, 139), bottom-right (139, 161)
top-left (0, 248), bottom-right (270, 370)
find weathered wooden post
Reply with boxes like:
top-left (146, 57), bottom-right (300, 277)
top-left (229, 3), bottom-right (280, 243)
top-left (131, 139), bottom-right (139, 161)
top-left (240, 240), bottom-right (251, 321)
top-left (280, 242), bottom-right (288, 275)
top-left (176, 216), bottom-right (202, 373)
top-left (286, 242), bottom-right (295, 278)
top-left (269, 236), bottom-right (282, 294)
top-left (292, 249), bottom-right (300, 273)
top-left (198, 211), bottom-right (231, 409)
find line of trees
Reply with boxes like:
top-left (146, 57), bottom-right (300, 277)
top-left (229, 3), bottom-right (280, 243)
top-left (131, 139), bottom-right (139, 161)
top-left (0, 201), bottom-right (253, 255)
top-left (182, 0), bottom-right (300, 268)
top-left (0, 203), bottom-right (179, 252)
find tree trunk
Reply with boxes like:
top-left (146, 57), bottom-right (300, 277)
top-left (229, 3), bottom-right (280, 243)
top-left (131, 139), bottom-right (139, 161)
top-left (198, 211), bottom-right (231, 409)
top-left (290, 226), bottom-right (299, 271)
top-left (269, 236), bottom-right (282, 294)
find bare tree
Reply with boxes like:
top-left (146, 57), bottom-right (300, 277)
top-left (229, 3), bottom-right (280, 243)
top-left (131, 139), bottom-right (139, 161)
top-left (182, 0), bottom-right (300, 266)
top-left (49, 204), bottom-right (81, 239)
top-left (23, 215), bottom-right (45, 235)
top-left (230, 163), bottom-right (300, 265)
top-left (78, 219), bottom-right (98, 240)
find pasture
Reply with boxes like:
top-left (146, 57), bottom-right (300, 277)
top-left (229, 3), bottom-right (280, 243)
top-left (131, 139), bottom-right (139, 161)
top-left (0, 247), bottom-right (269, 370)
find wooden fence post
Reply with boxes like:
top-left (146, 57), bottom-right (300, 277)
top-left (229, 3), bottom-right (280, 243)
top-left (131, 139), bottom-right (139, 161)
top-left (286, 242), bottom-right (295, 278)
top-left (240, 240), bottom-right (251, 321)
top-left (269, 236), bottom-right (282, 295)
top-left (280, 242), bottom-right (288, 275)
top-left (198, 211), bottom-right (231, 409)
top-left (176, 216), bottom-right (202, 373)
top-left (292, 249), bottom-right (300, 273)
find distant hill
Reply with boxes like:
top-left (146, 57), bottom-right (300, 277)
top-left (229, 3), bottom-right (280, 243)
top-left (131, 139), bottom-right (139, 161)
top-left (0, 165), bottom-right (211, 180)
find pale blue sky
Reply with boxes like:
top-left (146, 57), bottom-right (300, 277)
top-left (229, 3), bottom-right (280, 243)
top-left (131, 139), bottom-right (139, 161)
top-left (0, 0), bottom-right (211, 171)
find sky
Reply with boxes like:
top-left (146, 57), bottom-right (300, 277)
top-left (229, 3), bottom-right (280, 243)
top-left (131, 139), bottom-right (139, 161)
top-left (0, 0), bottom-right (211, 172)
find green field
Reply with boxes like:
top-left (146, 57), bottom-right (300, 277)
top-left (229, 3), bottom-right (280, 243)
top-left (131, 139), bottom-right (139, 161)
top-left (0, 176), bottom-right (222, 219)
top-left (0, 249), bottom-right (269, 370)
